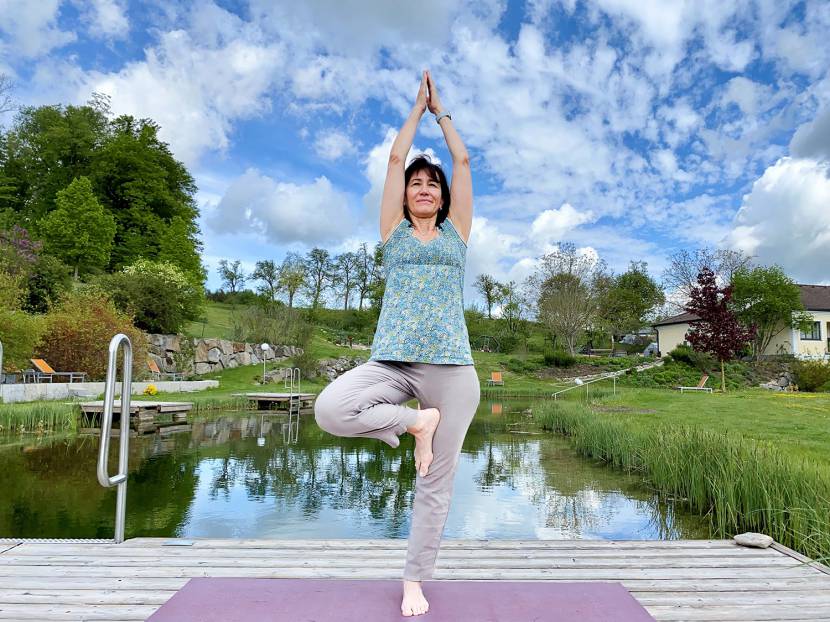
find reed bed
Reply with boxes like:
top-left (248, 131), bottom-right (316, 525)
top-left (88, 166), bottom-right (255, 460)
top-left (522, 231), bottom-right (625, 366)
top-left (536, 398), bottom-right (830, 563)
top-left (0, 401), bottom-right (78, 434)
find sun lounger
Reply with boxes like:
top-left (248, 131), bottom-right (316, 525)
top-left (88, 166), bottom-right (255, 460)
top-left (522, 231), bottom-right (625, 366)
top-left (25, 359), bottom-right (86, 383)
top-left (677, 374), bottom-right (713, 393)
top-left (148, 359), bottom-right (184, 381)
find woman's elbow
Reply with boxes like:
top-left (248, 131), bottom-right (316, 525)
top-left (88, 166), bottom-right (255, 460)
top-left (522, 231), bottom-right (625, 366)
top-left (454, 154), bottom-right (471, 168)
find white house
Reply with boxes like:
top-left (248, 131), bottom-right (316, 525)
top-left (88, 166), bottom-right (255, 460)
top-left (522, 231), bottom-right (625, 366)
top-left (653, 284), bottom-right (830, 359)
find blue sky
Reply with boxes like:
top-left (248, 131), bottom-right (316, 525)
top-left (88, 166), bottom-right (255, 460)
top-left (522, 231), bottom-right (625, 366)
top-left (2, 0), bottom-right (829, 306)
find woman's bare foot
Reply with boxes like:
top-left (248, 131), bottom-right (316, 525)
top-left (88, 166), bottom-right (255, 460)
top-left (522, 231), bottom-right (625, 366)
top-left (401, 580), bottom-right (429, 616)
top-left (406, 407), bottom-right (440, 476)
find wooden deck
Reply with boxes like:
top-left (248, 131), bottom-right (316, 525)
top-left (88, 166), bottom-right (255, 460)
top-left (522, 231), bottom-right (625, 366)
top-left (1, 538), bottom-right (829, 621)
top-left (79, 401), bottom-right (193, 434)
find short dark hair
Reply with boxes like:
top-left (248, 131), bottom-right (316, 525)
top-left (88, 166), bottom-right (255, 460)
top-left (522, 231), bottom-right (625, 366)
top-left (403, 155), bottom-right (451, 228)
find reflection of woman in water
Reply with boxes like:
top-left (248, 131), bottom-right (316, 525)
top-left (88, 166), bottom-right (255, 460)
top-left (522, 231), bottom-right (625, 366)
top-left (314, 70), bottom-right (479, 617)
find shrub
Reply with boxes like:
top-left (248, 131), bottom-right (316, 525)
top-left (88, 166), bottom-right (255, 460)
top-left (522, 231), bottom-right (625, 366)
top-left (668, 344), bottom-right (694, 364)
top-left (231, 305), bottom-right (312, 347)
top-left (0, 268), bottom-right (48, 372)
top-left (37, 287), bottom-right (148, 381)
top-left (544, 350), bottom-right (576, 368)
top-left (97, 258), bottom-right (205, 334)
top-left (143, 384), bottom-right (158, 396)
top-left (792, 360), bottom-right (830, 392)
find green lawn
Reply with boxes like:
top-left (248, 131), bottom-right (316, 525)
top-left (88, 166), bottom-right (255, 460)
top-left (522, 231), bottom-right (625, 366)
top-left (559, 387), bottom-right (830, 466)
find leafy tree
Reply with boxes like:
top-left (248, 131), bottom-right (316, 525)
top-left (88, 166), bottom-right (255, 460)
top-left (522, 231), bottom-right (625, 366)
top-left (730, 265), bottom-right (813, 359)
top-left (685, 268), bottom-right (755, 392)
top-left (97, 258), bottom-right (204, 334)
top-left (39, 176), bottom-right (116, 279)
top-left (354, 242), bottom-right (375, 311)
top-left (528, 243), bottom-right (607, 354)
top-left (218, 259), bottom-right (246, 294)
top-left (333, 251), bottom-right (361, 310)
top-left (598, 261), bottom-right (665, 346)
top-left (303, 248), bottom-right (334, 310)
top-left (0, 266), bottom-right (47, 372)
top-left (24, 254), bottom-right (73, 313)
top-left (662, 248), bottom-right (753, 311)
top-left (157, 215), bottom-right (206, 285)
top-left (278, 252), bottom-right (306, 309)
top-left (90, 114), bottom-right (200, 271)
top-left (252, 259), bottom-right (280, 302)
top-left (474, 273), bottom-right (502, 319)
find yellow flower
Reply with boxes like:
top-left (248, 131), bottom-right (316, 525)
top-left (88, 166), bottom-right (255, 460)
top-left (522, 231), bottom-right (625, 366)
top-left (144, 384), bottom-right (158, 396)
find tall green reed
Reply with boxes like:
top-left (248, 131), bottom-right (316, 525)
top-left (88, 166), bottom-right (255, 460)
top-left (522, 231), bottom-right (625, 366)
top-left (537, 399), bottom-right (830, 563)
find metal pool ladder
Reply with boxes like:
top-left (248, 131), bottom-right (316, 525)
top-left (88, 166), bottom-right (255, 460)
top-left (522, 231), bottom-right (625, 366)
top-left (96, 333), bottom-right (133, 544)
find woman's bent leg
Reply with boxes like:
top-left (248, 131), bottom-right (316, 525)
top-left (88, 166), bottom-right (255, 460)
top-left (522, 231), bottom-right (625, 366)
top-left (314, 360), bottom-right (420, 448)
top-left (404, 364), bottom-right (480, 580)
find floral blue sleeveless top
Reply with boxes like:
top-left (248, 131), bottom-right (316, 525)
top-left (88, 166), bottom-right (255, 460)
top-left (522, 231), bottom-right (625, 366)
top-left (369, 216), bottom-right (474, 365)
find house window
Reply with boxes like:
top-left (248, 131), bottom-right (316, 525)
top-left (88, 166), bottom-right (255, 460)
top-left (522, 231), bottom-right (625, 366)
top-left (800, 321), bottom-right (821, 341)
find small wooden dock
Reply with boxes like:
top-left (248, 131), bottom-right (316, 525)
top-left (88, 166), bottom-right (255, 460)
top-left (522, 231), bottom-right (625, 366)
top-left (79, 401), bottom-right (193, 434)
top-left (1, 538), bottom-right (829, 620)
top-left (243, 392), bottom-right (316, 411)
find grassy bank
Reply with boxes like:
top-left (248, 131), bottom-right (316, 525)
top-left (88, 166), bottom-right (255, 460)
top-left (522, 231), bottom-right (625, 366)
top-left (535, 388), bottom-right (830, 562)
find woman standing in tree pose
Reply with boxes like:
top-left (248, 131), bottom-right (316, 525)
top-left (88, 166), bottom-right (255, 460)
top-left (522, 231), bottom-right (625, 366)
top-left (314, 69), bottom-right (479, 617)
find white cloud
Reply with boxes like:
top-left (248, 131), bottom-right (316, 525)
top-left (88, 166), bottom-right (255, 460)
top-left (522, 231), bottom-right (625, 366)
top-left (207, 168), bottom-right (354, 246)
top-left (77, 0), bottom-right (129, 39)
top-left (79, 27), bottom-right (284, 165)
top-left (313, 130), bottom-right (356, 161)
top-left (723, 157), bottom-right (830, 283)
top-left (0, 0), bottom-right (75, 59)
top-left (530, 203), bottom-right (595, 243)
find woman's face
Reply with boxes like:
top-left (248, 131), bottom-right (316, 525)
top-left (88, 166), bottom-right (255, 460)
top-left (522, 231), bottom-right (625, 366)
top-left (405, 168), bottom-right (443, 218)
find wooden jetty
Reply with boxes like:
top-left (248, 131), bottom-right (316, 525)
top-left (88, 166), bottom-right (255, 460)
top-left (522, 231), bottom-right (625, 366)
top-left (1, 538), bottom-right (829, 620)
top-left (79, 401), bottom-right (193, 434)
top-left (243, 392), bottom-right (316, 411)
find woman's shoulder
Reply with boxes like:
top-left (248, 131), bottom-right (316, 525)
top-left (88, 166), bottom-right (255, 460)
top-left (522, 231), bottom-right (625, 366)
top-left (443, 216), bottom-right (469, 247)
top-left (381, 217), bottom-right (408, 246)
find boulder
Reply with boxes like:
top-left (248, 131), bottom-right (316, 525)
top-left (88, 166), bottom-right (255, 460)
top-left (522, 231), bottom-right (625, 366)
top-left (194, 362), bottom-right (213, 375)
top-left (218, 339), bottom-right (235, 355)
top-left (207, 348), bottom-right (222, 363)
top-left (733, 532), bottom-right (774, 548)
top-left (194, 341), bottom-right (210, 363)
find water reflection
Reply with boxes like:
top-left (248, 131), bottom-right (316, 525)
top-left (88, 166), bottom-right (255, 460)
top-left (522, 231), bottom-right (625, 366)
top-left (0, 400), bottom-right (709, 540)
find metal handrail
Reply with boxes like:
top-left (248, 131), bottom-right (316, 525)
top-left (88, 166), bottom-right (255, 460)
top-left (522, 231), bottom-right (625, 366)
top-left (552, 371), bottom-right (618, 400)
top-left (96, 334), bottom-right (133, 543)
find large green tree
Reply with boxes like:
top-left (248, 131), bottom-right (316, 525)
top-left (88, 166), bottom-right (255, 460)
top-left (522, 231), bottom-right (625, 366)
top-left (0, 97), bottom-right (204, 285)
top-left (598, 261), bottom-right (665, 346)
top-left (730, 265), bottom-right (813, 358)
top-left (39, 176), bottom-right (116, 279)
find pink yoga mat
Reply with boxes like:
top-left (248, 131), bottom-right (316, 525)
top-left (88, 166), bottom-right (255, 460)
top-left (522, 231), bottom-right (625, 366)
top-left (146, 578), bottom-right (655, 621)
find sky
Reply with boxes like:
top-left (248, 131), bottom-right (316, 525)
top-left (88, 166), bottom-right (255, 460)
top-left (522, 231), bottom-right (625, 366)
top-left (1, 0), bottom-right (829, 308)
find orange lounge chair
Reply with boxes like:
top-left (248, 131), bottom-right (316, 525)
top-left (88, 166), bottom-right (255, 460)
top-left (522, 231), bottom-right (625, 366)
top-left (147, 359), bottom-right (184, 381)
top-left (27, 359), bottom-right (86, 383)
top-left (486, 371), bottom-right (504, 386)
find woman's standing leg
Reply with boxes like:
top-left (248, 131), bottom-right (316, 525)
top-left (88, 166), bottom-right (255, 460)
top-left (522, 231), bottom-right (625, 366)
top-left (403, 363), bottom-right (481, 580)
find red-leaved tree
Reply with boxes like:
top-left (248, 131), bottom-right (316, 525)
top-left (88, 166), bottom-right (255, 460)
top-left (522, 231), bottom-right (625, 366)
top-left (685, 268), bottom-right (755, 392)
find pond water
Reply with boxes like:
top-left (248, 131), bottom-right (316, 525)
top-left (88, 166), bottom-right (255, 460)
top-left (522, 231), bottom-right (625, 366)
top-left (0, 400), bottom-right (709, 540)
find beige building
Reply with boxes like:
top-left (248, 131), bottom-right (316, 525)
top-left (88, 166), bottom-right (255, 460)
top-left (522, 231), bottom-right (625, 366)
top-left (654, 285), bottom-right (830, 360)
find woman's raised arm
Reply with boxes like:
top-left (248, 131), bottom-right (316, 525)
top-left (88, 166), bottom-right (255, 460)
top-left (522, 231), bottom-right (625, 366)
top-left (427, 71), bottom-right (472, 244)
top-left (380, 71), bottom-right (428, 243)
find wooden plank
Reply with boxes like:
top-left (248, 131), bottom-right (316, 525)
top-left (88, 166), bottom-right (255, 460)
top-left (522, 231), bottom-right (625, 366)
top-left (2, 576), bottom-right (828, 592)
top-left (0, 565), bottom-right (821, 579)
top-left (0, 555), bottom-right (800, 569)
top-left (772, 542), bottom-right (830, 576)
top-left (7, 545), bottom-right (781, 559)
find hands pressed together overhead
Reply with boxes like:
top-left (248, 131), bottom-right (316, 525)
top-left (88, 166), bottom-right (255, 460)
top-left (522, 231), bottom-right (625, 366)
top-left (415, 70), bottom-right (444, 115)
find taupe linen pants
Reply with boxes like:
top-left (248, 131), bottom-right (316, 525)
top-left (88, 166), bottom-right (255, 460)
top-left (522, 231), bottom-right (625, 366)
top-left (313, 360), bottom-right (481, 580)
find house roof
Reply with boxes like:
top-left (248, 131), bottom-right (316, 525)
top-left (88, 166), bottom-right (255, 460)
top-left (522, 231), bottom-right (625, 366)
top-left (653, 284), bottom-right (830, 328)
top-left (653, 312), bottom-right (699, 327)
top-left (797, 284), bottom-right (830, 311)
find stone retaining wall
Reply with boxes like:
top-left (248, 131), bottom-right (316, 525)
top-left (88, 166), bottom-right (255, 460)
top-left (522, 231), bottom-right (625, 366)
top-left (147, 334), bottom-right (303, 377)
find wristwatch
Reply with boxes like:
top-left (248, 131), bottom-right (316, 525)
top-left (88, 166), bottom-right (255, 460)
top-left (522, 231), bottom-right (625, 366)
top-left (435, 111), bottom-right (452, 124)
